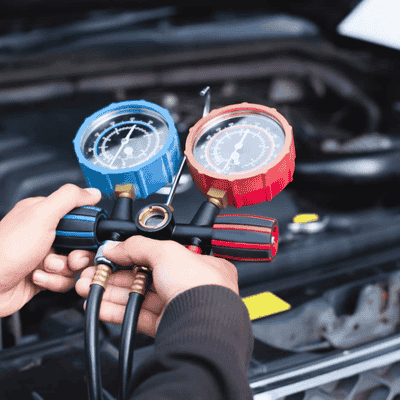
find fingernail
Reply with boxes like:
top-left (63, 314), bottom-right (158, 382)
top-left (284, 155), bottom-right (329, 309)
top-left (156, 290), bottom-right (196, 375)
top-left (33, 271), bottom-right (48, 284)
top-left (104, 241), bottom-right (119, 251)
top-left (83, 300), bottom-right (87, 310)
top-left (84, 188), bottom-right (101, 196)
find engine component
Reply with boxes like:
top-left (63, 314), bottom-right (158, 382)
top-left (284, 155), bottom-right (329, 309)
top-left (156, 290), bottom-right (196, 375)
top-left (273, 361), bottom-right (400, 400)
top-left (252, 271), bottom-right (400, 351)
top-left (250, 331), bottom-right (400, 399)
top-left (287, 213), bottom-right (329, 234)
top-left (321, 133), bottom-right (394, 154)
top-left (295, 146), bottom-right (400, 186)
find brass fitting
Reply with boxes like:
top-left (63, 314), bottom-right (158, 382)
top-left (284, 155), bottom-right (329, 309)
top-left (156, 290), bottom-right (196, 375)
top-left (206, 187), bottom-right (228, 209)
top-left (91, 264), bottom-right (112, 288)
top-left (130, 266), bottom-right (151, 296)
top-left (115, 184), bottom-right (136, 200)
top-left (138, 205), bottom-right (169, 230)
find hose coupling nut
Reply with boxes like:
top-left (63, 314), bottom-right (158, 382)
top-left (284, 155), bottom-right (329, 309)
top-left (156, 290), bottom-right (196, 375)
top-left (95, 240), bottom-right (125, 273)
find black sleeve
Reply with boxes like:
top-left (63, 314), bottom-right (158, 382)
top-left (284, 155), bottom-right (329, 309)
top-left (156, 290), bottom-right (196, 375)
top-left (128, 284), bottom-right (254, 400)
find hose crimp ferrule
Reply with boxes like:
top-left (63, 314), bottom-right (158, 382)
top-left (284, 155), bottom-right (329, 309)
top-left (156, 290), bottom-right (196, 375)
top-left (94, 240), bottom-right (125, 274)
top-left (130, 266), bottom-right (152, 296)
top-left (91, 264), bottom-right (112, 289)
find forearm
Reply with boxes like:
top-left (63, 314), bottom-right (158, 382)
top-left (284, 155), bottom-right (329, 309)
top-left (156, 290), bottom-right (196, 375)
top-left (129, 285), bottom-right (254, 400)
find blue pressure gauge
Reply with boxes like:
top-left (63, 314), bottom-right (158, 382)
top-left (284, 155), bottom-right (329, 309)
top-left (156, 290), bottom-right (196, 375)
top-left (73, 100), bottom-right (182, 199)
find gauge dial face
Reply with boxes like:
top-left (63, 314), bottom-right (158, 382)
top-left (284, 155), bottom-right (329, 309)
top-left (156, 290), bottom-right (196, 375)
top-left (193, 110), bottom-right (286, 175)
top-left (81, 107), bottom-right (169, 170)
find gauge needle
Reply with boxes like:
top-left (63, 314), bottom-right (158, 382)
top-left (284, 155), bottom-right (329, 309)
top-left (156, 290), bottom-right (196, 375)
top-left (222, 129), bottom-right (249, 173)
top-left (109, 125), bottom-right (136, 168)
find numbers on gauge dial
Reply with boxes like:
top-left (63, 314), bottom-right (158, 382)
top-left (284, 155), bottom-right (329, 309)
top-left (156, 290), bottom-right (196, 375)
top-left (82, 110), bottom-right (169, 170)
top-left (193, 114), bottom-right (285, 175)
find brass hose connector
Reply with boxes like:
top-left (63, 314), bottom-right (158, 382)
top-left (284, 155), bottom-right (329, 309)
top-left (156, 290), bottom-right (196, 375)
top-left (115, 183), bottom-right (136, 200)
top-left (130, 266), bottom-right (152, 296)
top-left (91, 264), bottom-right (112, 288)
top-left (206, 187), bottom-right (228, 209)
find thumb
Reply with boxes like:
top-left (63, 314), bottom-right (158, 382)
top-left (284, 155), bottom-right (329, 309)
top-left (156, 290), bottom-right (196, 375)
top-left (37, 184), bottom-right (102, 229)
top-left (103, 235), bottom-right (161, 270)
top-left (83, 188), bottom-right (102, 197)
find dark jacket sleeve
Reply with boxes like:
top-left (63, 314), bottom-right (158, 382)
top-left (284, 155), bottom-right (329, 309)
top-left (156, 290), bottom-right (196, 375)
top-left (128, 284), bottom-right (254, 400)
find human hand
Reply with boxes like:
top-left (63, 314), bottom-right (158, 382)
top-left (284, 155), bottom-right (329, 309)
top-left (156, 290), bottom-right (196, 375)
top-left (0, 184), bottom-right (102, 318)
top-left (73, 235), bottom-right (239, 338)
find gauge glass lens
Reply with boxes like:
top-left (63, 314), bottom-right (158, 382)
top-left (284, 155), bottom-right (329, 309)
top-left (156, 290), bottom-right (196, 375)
top-left (81, 107), bottom-right (169, 170)
top-left (193, 110), bottom-right (285, 175)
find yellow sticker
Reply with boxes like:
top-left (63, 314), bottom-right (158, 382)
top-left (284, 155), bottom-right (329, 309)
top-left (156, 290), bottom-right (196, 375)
top-left (242, 291), bottom-right (291, 321)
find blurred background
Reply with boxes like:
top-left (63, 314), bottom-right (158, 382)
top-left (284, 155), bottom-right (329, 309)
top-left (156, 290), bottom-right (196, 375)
top-left (1, 1), bottom-right (400, 399)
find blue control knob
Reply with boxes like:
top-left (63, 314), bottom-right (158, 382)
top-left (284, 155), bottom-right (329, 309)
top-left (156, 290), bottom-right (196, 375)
top-left (53, 205), bottom-right (107, 254)
top-left (73, 100), bottom-right (182, 199)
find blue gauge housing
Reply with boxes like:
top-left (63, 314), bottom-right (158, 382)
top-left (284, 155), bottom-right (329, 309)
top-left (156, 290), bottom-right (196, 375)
top-left (73, 100), bottom-right (182, 199)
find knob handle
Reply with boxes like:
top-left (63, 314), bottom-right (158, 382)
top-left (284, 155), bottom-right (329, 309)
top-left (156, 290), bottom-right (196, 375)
top-left (53, 206), bottom-right (108, 255)
top-left (211, 214), bottom-right (278, 261)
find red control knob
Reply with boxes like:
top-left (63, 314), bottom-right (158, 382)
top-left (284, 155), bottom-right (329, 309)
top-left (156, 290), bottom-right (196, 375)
top-left (211, 214), bottom-right (279, 262)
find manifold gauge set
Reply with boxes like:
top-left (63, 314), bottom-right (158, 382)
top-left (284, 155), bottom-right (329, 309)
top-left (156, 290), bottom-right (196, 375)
top-left (52, 87), bottom-right (295, 400)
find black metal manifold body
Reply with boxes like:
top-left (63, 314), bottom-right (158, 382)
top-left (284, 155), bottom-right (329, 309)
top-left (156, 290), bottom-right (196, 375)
top-left (53, 194), bottom-right (278, 262)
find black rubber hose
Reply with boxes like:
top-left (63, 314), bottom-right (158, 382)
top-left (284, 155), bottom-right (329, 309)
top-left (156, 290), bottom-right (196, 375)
top-left (118, 292), bottom-right (145, 400)
top-left (85, 283), bottom-right (105, 400)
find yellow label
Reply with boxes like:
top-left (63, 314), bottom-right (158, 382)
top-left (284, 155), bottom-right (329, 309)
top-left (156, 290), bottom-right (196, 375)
top-left (292, 214), bottom-right (319, 224)
top-left (242, 291), bottom-right (291, 321)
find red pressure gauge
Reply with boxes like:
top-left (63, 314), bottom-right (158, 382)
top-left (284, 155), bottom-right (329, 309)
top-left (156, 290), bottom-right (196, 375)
top-left (184, 103), bottom-right (295, 208)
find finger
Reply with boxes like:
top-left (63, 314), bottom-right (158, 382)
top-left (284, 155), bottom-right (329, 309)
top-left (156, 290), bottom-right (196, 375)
top-left (14, 197), bottom-right (45, 208)
top-left (76, 276), bottom-right (164, 315)
top-left (32, 270), bottom-right (75, 293)
top-left (43, 254), bottom-right (75, 277)
top-left (83, 299), bottom-right (158, 337)
top-left (102, 235), bottom-right (159, 267)
top-left (76, 276), bottom-right (130, 304)
top-left (12, 197), bottom-right (45, 216)
top-left (102, 236), bottom-right (188, 270)
top-left (67, 250), bottom-right (96, 272)
top-left (35, 184), bottom-right (102, 230)
top-left (79, 267), bottom-right (137, 287)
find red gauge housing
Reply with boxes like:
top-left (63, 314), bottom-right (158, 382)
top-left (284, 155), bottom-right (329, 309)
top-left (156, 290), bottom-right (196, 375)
top-left (185, 103), bottom-right (295, 208)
